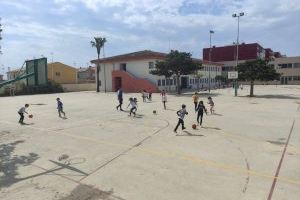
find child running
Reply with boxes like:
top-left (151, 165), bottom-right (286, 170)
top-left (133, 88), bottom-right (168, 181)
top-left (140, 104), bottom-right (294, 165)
top-left (18, 104), bottom-right (29, 124)
top-left (196, 101), bottom-right (207, 127)
top-left (127, 97), bottom-right (138, 117)
top-left (161, 90), bottom-right (167, 110)
top-left (207, 96), bottom-right (215, 114)
top-left (56, 98), bottom-right (66, 118)
top-left (116, 88), bottom-right (124, 111)
top-left (192, 92), bottom-right (199, 112)
top-left (174, 104), bottom-right (188, 133)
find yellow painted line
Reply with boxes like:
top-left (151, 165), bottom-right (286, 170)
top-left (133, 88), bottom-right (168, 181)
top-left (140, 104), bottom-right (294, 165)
top-left (1, 119), bottom-right (300, 186)
top-left (61, 131), bottom-right (300, 186)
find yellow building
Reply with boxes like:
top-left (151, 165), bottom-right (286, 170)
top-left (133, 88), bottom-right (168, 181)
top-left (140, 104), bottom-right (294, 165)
top-left (48, 62), bottom-right (77, 84)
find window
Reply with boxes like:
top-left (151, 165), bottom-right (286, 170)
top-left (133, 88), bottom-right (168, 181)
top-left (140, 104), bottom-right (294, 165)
top-left (55, 72), bottom-right (60, 76)
top-left (162, 79), bottom-right (165, 86)
top-left (166, 79), bottom-right (169, 86)
top-left (148, 62), bottom-right (154, 69)
top-left (294, 63), bottom-right (300, 68)
top-left (190, 79), bottom-right (192, 84)
top-left (288, 76), bottom-right (292, 81)
top-left (169, 79), bottom-right (173, 85)
top-left (174, 78), bottom-right (176, 85)
top-left (120, 63), bottom-right (126, 71)
top-left (158, 79), bottom-right (161, 86)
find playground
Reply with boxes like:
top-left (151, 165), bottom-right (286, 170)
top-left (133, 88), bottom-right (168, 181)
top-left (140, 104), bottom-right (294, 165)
top-left (0, 85), bottom-right (299, 200)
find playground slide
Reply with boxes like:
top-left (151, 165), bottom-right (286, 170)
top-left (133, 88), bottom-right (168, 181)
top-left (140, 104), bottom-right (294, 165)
top-left (0, 72), bottom-right (35, 88)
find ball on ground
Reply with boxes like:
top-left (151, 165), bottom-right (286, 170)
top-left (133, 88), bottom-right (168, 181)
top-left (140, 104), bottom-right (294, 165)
top-left (153, 110), bottom-right (157, 114)
top-left (192, 124), bottom-right (197, 129)
top-left (29, 114), bottom-right (33, 118)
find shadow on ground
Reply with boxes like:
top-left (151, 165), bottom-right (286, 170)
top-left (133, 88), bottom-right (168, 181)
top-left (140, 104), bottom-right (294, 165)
top-left (239, 94), bottom-right (300, 100)
top-left (0, 140), bottom-right (39, 188)
top-left (58, 184), bottom-right (125, 200)
top-left (173, 93), bottom-right (220, 98)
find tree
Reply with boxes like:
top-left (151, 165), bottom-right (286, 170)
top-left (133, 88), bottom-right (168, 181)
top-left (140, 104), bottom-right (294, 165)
top-left (237, 59), bottom-right (280, 97)
top-left (215, 75), bottom-right (228, 86)
top-left (91, 37), bottom-right (106, 92)
top-left (150, 50), bottom-right (201, 94)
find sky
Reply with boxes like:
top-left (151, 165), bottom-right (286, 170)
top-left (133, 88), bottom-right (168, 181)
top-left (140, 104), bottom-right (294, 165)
top-left (0, 0), bottom-right (300, 73)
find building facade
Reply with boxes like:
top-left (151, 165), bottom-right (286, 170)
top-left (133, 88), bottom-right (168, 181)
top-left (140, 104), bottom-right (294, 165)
top-left (270, 56), bottom-right (300, 85)
top-left (91, 50), bottom-right (222, 92)
top-left (77, 66), bottom-right (96, 83)
top-left (48, 62), bottom-right (77, 84)
top-left (203, 43), bottom-right (282, 77)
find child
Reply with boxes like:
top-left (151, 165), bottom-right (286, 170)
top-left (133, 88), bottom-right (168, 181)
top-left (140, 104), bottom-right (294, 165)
top-left (127, 97), bottom-right (137, 116)
top-left (196, 101), bottom-right (207, 127)
top-left (148, 91), bottom-right (152, 101)
top-left (18, 104), bottom-right (29, 124)
top-left (141, 90), bottom-right (146, 102)
top-left (161, 90), bottom-right (167, 110)
top-left (192, 92), bottom-right (199, 112)
top-left (174, 104), bottom-right (188, 133)
top-left (116, 88), bottom-right (124, 111)
top-left (207, 96), bottom-right (215, 114)
top-left (56, 98), bottom-right (66, 118)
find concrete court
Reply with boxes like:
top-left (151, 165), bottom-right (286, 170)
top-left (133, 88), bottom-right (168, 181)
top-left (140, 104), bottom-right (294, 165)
top-left (0, 85), bottom-right (299, 200)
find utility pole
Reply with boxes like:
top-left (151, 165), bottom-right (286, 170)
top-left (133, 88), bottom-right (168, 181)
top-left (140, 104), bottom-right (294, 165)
top-left (232, 12), bottom-right (244, 97)
top-left (209, 30), bottom-right (214, 93)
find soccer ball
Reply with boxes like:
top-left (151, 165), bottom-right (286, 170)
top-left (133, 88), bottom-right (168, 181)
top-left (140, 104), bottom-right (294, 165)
top-left (29, 114), bottom-right (33, 118)
top-left (192, 124), bottom-right (197, 129)
top-left (153, 110), bottom-right (157, 114)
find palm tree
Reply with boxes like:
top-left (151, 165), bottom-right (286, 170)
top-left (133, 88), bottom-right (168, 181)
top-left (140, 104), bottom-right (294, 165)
top-left (91, 37), bottom-right (107, 92)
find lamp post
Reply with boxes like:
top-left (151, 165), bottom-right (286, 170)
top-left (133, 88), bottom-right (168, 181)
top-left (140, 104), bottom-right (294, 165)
top-left (232, 12), bottom-right (244, 96)
top-left (209, 30), bottom-right (214, 93)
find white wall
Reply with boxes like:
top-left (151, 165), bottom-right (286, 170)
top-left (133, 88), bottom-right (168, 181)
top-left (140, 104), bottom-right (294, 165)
top-left (98, 60), bottom-right (223, 92)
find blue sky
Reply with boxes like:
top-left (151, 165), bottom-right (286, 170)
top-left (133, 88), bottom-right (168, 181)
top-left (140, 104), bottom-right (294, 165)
top-left (0, 0), bottom-right (300, 73)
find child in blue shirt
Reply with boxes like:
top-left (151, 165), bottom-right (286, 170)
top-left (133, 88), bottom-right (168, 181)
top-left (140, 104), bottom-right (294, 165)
top-left (56, 98), bottom-right (66, 118)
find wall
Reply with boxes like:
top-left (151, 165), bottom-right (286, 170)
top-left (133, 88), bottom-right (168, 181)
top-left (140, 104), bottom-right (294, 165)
top-left (61, 83), bottom-right (95, 92)
top-left (48, 62), bottom-right (77, 84)
top-left (98, 59), bottom-right (223, 92)
top-left (99, 59), bottom-right (161, 92)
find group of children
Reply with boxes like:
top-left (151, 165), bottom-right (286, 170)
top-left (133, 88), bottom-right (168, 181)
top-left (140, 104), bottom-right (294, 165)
top-left (18, 98), bottom-right (66, 124)
top-left (174, 93), bottom-right (215, 133)
top-left (18, 89), bottom-right (214, 134)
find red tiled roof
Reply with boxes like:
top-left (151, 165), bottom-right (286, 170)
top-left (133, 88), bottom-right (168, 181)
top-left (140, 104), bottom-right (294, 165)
top-left (91, 50), bottom-right (167, 64)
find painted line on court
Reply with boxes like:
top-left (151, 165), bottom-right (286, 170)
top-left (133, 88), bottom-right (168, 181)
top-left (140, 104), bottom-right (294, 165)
top-left (267, 105), bottom-right (298, 200)
top-left (78, 117), bottom-right (170, 182)
top-left (1, 119), bottom-right (300, 186)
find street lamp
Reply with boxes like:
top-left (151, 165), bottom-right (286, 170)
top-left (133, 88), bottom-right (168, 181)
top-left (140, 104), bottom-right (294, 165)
top-left (232, 12), bottom-right (244, 96)
top-left (209, 30), bottom-right (214, 93)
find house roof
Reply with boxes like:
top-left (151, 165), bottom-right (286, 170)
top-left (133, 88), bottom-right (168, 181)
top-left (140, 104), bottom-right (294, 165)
top-left (91, 50), bottom-right (168, 64)
top-left (48, 62), bottom-right (76, 70)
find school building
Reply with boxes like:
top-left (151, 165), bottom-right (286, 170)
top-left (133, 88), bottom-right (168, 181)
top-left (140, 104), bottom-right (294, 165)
top-left (270, 56), bottom-right (300, 85)
top-left (90, 50), bottom-right (223, 93)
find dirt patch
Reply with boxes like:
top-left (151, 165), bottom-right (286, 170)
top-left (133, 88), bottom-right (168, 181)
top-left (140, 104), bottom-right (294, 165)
top-left (59, 184), bottom-right (125, 200)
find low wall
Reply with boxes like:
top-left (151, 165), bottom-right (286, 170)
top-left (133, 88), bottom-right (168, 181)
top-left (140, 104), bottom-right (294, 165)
top-left (62, 83), bottom-right (95, 92)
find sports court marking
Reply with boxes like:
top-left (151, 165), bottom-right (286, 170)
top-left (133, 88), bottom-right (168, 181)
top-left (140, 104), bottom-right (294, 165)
top-left (0, 118), bottom-right (299, 186)
top-left (267, 105), bottom-right (299, 199)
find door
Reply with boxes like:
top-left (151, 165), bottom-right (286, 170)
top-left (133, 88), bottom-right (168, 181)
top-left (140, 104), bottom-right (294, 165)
top-left (114, 77), bottom-right (122, 91)
top-left (181, 77), bottom-right (188, 89)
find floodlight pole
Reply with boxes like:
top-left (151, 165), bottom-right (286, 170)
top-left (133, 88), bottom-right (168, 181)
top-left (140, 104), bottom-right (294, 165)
top-left (232, 12), bottom-right (244, 97)
top-left (209, 30), bottom-right (214, 93)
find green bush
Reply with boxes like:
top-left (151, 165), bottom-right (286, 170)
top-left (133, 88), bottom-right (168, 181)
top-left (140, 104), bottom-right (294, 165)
top-left (15, 81), bottom-right (64, 95)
